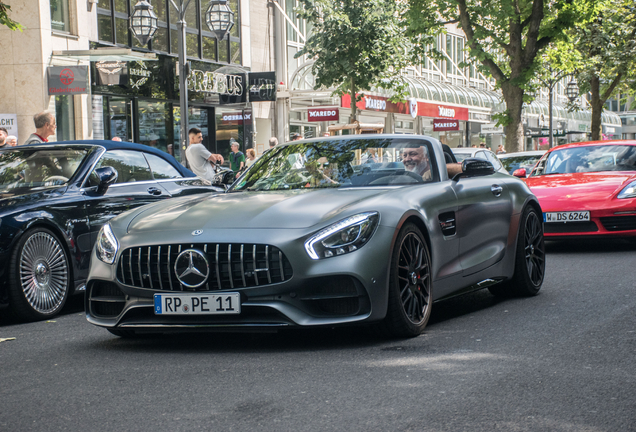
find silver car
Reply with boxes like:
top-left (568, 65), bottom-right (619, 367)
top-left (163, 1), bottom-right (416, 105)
top-left (452, 147), bottom-right (509, 175)
top-left (86, 135), bottom-right (545, 338)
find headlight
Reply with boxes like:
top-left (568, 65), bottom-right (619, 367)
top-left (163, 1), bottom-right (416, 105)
top-left (618, 180), bottom-right (636, 199)
top-left (96, 223), bottom-right (119, 264)
top-left (304, 212), bottom-right (379, 260)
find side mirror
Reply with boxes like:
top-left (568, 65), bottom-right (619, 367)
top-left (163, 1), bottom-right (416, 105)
top-left (512, 168), bottom-right (527, 178)
top-left (95, 166), bottom-right (118, 194)
top-left (452, 158), bottom-right (495, 181)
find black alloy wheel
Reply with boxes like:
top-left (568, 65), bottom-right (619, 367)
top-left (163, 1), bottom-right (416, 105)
top-left (8, 228), bottom-right (71, 321)
top-left (489, 206), bottom-right (545, 297)
top-left (384, 222), bottom-right (432, 337)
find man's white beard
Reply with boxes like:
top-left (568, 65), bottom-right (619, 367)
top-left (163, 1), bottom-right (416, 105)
top-left (405, 161), bottom-right (428, 176)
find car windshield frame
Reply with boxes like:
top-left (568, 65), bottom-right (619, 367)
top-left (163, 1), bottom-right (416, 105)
top-left (530, 144), bottom-right (636, 176)
top-left (230, 137), bottom-right (440, 192)
top-left (0, 147), bottom-right (90, 193)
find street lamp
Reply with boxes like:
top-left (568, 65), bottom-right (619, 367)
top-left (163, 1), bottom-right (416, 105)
top-left (538, 68), bottom-right (570, 148)
top-left (130, 0), bottom-right (158, 46)
top-left (130, 0), bottom-right (235, 165)
top-left (566, 78), bottom-right (579, 102)
top-left (205, 0), bottom-right (235, 41)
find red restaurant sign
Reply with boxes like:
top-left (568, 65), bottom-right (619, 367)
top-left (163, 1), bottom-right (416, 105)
top-left (308, 107), bottom-right (339, 122)
top-left (341, 94), bottom-right (469, 121)
top-left (433, 119), bottom-right (460, 131)
top-left (341, 94), bottom-right (409, 115)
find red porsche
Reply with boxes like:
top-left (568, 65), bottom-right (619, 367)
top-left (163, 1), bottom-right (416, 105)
top-left (525, 140), bottom-right (636, 239)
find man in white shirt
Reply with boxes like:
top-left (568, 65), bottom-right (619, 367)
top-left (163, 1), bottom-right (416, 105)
top-left (185, 127), bottom-right (224, 181)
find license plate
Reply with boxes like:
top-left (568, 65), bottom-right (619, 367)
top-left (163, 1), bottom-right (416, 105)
top-left (543, 211), bottom-right (590, 223)
top-left (154, 293), bottom-right (240, 315)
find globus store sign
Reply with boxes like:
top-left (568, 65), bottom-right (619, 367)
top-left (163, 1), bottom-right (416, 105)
top-left (341, 94), bottom-right (469, 121)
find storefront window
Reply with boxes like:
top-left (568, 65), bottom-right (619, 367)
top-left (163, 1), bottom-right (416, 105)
top-left (50, 0), bottom-right (71, 33)
top-left (107, 97), bottom-right (132, 141)
top-left (139, 100), bottom-right (173, 156)
top-left (55, 95), bottom-right (75, 141)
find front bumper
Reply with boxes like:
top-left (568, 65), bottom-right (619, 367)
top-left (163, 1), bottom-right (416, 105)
top-left (85, 226), bottom-right (395, 332)
top-left (543, 211), bottom-right (636, 238)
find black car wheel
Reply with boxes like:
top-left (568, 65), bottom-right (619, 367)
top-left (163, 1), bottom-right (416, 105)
top-left (489, 205), bottom-right (545, 297)
top-left (8, 228), bottom-right (71, 321)
top-left (384, 222), bottom-right (432, 337)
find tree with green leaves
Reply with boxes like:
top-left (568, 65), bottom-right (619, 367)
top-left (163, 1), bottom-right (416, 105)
top-left (294, 0), bottom-right (412, 122)
top-left (570, 0), bottom-right (636, 140)
top-left (1, 1), bottom-right (22, 31)
top-left (407, 0), bottom-right (599, 152)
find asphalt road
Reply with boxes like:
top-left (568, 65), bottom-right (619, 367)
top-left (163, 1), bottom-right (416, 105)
top-left (1, 239), bottom-right (635, 432)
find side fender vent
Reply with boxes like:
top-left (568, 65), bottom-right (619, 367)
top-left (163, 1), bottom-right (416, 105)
top-left (438, 212), bottom-right (456, 236)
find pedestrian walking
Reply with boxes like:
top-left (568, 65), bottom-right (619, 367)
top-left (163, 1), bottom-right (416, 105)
top-left (269, 137), bottom-right (278, 148)
top-left (5, 135), bottom-right (17, 146)
top-left (24, 111), bottom-right (56, 145)
top-left (245, 148), bottom-right (257, 167)
top-left (229, 139), bottom-right (246, 176)
top-left (0, 127), bottom-right (8, 148)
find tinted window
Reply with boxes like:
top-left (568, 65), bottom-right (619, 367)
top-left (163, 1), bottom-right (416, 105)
top-left (144, 153), bottom-right (183, 179)
top-left (92, 150), bottom-right (153, 184)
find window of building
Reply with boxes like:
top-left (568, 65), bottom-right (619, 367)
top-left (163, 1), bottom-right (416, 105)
top-left (96, 0), bottom-right (241, 64)
top-left (50, 0), bottom-right (71, 33)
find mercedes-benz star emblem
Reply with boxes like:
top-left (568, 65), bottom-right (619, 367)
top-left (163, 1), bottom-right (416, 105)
top-left (174, 249), bottom-right (210, 288)
top-left (192, 229), bottom-right (203, 236)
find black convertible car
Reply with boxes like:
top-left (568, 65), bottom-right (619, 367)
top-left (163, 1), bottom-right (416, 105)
top-left (0, 140), bottom-right (222, 321)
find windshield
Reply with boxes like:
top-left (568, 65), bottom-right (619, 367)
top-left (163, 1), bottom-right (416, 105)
top-left (530, 145), bottom-right (636, 176)
top-left (0, 148), bottom-right (89, 192)
top-left (500, 155), bottom-right (543, 174)
top-left (231, 138), bottom-right (437, 191)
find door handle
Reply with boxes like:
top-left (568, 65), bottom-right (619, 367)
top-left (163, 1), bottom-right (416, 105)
top-left (491, 184), bottom-right (503, 197)
top-left (147, 187), bottom-right (163, 196)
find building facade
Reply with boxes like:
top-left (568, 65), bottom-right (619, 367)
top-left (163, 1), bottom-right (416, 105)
top-left (0, 0), bottom-right (622, 160)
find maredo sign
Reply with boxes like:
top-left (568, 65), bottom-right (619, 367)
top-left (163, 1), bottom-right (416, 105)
top-left (308, 107), bottom-right (339, 122)
top-left (341, 94), bottom-right (469, 121)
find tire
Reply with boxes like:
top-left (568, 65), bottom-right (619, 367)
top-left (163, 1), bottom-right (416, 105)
top-left (107, 328), bottom-right (137, 338)
top-left (489, 205), bottom-right (545, 297)
top-left (8, 228), bottom-right (71, 321)
top-left (383, 223), bottom-right (433, 338)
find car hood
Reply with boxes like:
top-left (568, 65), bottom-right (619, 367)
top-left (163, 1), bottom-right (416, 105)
top-left (126, 188), bottom-right (395, 233)
top-left (525, 172), bottom-right (636, 210)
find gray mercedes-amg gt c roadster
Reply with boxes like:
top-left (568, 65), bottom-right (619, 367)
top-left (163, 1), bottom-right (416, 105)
top-left (86, 135), bottom-right (545, 338)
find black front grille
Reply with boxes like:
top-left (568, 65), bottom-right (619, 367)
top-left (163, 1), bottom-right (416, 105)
top-left (544, 221), bottom-right (598, 233)
top-left (116, 243), bottom-right (293, 291)
top-left (600, 216), bottom-right (636, 231)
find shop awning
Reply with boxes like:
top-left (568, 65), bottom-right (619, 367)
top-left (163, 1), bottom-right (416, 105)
top-left (51, 48), bottom-right (157, 62)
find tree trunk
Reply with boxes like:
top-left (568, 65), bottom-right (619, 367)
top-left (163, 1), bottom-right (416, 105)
top-left (589, 76), bottom-right (603, 141)
top-left (350, 78), bottom-right (357, 122)
top-left (501, 84), bottom-right (525, 153)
